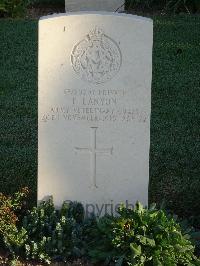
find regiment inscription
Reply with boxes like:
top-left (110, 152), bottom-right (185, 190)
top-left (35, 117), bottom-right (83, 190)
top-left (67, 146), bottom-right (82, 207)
top-left (71, 27), bottom-right (122, 84)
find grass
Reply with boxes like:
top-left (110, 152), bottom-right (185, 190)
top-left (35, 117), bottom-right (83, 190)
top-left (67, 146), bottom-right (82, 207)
top-left (0, 20), bottom-right (38, 204)
top-left (0, 16), bottom-right (200, 218)
top-left (150, 15), bottom-right (200, 217)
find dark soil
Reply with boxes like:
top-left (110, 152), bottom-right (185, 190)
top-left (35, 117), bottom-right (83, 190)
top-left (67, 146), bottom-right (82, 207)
top-left (0, 250), bottom-right (9, 266)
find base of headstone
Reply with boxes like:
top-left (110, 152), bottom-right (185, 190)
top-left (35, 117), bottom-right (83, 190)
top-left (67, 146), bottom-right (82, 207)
top-left (65, 0), bottom-right (124, 12)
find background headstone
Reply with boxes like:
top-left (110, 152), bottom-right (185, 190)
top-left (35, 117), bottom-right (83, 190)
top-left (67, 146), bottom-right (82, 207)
top-left (65, 0), bottom-right (124, 12)
top-left (38, 13), bottom-right (153, 215)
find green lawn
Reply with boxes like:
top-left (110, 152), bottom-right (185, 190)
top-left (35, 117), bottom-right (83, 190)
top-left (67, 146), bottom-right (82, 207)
top-left (0, 16), bottom-right (199, 218)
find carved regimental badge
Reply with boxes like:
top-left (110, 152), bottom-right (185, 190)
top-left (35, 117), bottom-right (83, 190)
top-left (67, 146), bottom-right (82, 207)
top-left (71, 27), bottom-right (122, 84)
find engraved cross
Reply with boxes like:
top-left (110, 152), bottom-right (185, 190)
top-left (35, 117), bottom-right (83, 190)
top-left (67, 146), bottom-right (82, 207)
top-left (75, 127), bottom-right (113, 188)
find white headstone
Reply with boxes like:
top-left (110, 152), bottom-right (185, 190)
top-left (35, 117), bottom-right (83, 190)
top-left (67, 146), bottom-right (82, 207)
top-left (38, 12), bottom-right (153, 216)
top-left (65, 0), bottom-right (124, 12)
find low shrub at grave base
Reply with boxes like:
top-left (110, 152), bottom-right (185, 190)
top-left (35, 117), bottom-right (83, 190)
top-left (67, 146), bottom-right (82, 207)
top-left (1, 191), bottom-right (200, 265)
top-left (87, 203), bottom-right (200, 265)
top-left (21, 198), bottom-right (85, 264)
top-left (0, 188), bottom-right (29, 254)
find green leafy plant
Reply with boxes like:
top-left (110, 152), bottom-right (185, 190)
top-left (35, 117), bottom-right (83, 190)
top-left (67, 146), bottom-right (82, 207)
top-left (1, 192), bottom-right (200, 265)
top-left (21, 197), bottom-right (85, 264)
top-left (86, 202), bottom-right (200, 265)
top-left (0, 188), bottom-right (29, 255)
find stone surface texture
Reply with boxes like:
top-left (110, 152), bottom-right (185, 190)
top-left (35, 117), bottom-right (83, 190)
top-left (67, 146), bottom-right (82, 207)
top-left (38, 12), bottom-right (153, 215)
top-left (65, 0), bottom-right (124, 12)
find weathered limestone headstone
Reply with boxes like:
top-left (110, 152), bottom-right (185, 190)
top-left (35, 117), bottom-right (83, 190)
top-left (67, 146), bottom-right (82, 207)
top-left (65, 0), bottom-right (124, 12)
top-left (38, 13), bottom-right (153, 215)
